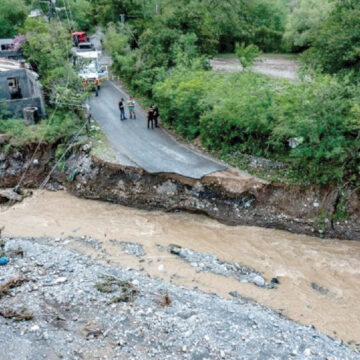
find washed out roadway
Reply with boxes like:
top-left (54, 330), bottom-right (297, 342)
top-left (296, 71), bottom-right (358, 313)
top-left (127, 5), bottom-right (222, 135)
top-left (89, 81), bottom-right (226, 179)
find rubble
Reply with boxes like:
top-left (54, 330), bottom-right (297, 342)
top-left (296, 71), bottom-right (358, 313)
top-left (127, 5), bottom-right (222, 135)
top-left (0, 188), bottom-right (32, 204)
top-left (116, 240), bottom-right (146, 257)
top-left (168, 244), bottom-right (270, 288)
top-left (0, 237), bottom-right (358, 359)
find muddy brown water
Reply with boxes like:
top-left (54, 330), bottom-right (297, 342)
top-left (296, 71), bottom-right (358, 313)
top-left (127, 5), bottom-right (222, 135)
top-left (1, 191), bottom-right (360, 344)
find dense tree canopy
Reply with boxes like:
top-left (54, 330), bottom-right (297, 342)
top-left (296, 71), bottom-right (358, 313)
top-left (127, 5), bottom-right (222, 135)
top-left (284, 0), bottom-right (333, 51)
top-left (305, 0), bottom-right (360, 73)
top-left (0, 0), bottom-right (28, 38)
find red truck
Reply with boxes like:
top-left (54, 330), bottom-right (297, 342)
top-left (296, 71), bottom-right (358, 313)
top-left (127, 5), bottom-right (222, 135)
top-left (72, 31), bottom-right (88, 46)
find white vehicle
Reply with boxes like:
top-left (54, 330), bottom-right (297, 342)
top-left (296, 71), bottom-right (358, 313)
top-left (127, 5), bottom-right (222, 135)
top-left (73, 42), bottom-right (100, 60)
top-left (78, 60), bottom-right (109, 84)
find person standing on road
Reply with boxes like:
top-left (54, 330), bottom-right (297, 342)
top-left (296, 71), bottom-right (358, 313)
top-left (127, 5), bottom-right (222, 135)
top-left (94, 78), bottom-right (99, 97)
top-left (147, 106), bottom-right (154, 129)
top-left (152, 103), bottom-right (159, 128)
top-left (119, 98), bottom-right (126, 120)
top-left (127, 97), bottom-right (136, 119)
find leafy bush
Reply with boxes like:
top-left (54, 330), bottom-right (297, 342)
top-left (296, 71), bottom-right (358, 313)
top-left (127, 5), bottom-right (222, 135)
top-left (235, 43), bottom-right (262, 69)
top-left (0, 110), bottom-right (83, 147)
top-left (154, 68), bottom-right (360, 185)
top-left (154, 66), bottom-right (211, 139)
top-left (271, 76), bottom-right (360, 183)
top-left (200, 73), bottom-right (275, 155)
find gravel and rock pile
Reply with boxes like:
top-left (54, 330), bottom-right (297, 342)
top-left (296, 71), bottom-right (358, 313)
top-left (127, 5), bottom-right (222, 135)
top-left (114, 240), bottom-right (146, 257)
top-left (168, 244), bottom-right (269, 288)
top-left (0, 237), bottom-right (359, 360)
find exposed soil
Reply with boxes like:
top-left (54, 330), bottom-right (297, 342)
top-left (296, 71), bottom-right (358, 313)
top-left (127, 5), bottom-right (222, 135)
top-left (0, 144), bottom-right (359, 239)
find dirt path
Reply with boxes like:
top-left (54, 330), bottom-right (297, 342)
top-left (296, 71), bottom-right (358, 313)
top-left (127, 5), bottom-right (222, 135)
top-left (2, 190), bottom-right (360, 345)
top-left (210, 54), bottom-right (300, 81)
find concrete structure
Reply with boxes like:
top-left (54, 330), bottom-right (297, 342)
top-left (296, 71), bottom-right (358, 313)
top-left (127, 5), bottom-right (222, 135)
top-left (0, 59), bottom-right (46, 118)
top-left (28, 9), bottom-right (43, 18)
top-left (0, 39), bottom-right (22, 60)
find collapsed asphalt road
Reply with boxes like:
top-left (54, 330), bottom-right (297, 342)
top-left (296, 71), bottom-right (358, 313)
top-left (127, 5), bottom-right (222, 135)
top-left (89, 81), bottom-right (226, 179)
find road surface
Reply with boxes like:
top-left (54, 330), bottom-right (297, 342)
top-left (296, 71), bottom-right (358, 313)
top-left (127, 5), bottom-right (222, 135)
top-left (89, 81), bottom-right (226, 179)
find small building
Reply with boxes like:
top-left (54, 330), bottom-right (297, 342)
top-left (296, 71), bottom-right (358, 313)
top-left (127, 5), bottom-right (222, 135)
top-left (0, 39), bottom-right (23, 60)
top-left (0, 58), bottom-right (46, 118)
top-left (28, 9), bottom-right (43, 19)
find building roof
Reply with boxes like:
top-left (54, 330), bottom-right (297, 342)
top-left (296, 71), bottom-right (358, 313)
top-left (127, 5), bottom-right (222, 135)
top-left (0, 58), bottom-right (23, 72)
top-left (0, 58), bottom-right (38, 79)
top-left (72, 31), bottom-right (87, 36)
top-left (0, 38), bottom-right (14, 46)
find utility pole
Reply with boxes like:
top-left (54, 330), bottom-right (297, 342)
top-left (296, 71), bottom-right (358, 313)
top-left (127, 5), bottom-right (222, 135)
top-left (47, 0), bottom-right (56, 19)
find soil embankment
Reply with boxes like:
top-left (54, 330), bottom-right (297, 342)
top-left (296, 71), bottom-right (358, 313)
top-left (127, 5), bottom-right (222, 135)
top-left (0, 143), bottom-right (359, 240)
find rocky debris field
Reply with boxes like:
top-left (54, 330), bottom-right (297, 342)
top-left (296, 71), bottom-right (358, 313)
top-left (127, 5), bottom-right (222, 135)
top-left (167, 244), bottom-right (271, 289)
top-left (0, 237), bottom-right (359, 360)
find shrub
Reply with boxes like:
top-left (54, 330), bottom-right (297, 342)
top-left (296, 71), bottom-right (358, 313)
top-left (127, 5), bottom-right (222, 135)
top-left (235, 43), bottom-right (262, 69)
top-left (154, 67), bottom-right (211, 139)
top-left (200, 73), bottom-right (275, 155)
top-left (154, 67), bottom-right (360, 185)
top-left (271, 76), bottom-right (359, 183)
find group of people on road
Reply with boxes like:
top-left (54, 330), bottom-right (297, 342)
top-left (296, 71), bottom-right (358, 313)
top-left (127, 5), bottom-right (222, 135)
top-left (118, 97), bottom-right (159, 129)
top-left (119, 97), bottom-right (136, 120)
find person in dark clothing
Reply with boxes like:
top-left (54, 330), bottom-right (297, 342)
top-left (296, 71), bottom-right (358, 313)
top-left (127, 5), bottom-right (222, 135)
top-left (147, 107), bottom-right (154, 129)
top-left (85, 108), bottom-right (92, 133)
top-left (119, 98), bottom-right (126, 120)
top-left (152, 104), bottom-right (159, 128)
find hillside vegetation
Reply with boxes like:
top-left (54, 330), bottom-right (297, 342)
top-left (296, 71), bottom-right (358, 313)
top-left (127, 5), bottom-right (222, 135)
top-left (0, 0), bottom-right (359, 186)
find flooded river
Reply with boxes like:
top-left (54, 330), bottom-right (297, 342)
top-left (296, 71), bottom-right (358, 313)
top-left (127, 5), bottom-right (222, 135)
top-left (1, 191), bottom-right (360, 344)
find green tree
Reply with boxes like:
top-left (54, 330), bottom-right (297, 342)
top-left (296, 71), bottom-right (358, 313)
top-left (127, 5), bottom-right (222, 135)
top-left (22, 18), bottom-right (85, 111)
top-left (22, 18), bottom-right (72, 76)
top-left (69, 0), bottom-right (93, 30)
top-left (0, 0), bottom-right (28, 37)
top-left (235, 42), bottom-right (262, 69)
top-left (284, 0), bottom-right (333, 51)
top-left (304, 0), bottom-right (360, 73)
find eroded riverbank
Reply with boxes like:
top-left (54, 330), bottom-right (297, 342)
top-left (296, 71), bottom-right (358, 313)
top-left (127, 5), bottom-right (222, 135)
top-left (1, 190), bottom-right (360, 345)
top-left (1, 143), bottom-right (359, 239)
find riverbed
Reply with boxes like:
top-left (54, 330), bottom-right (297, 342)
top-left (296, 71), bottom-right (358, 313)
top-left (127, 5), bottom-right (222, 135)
top-left (1, 190), bottom-right (360, 345)
top-left (210, 54), bottom-right (300, 81)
